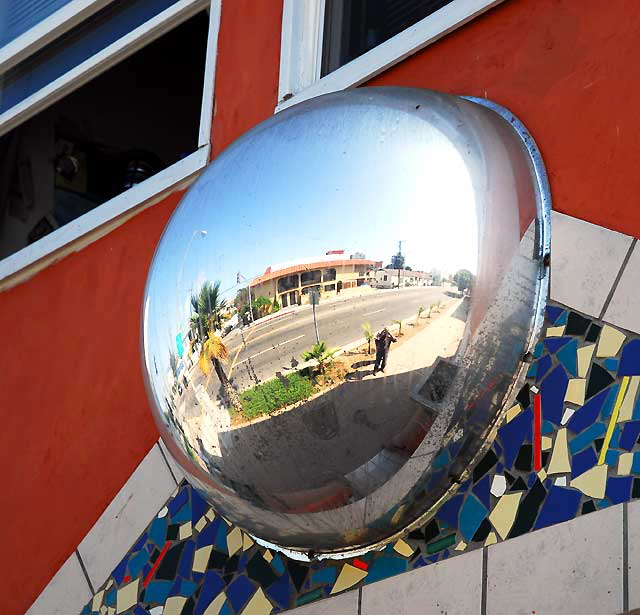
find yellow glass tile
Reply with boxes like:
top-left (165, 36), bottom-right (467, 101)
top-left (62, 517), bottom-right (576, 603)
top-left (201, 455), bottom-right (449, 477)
top-left (116, 579), bottom-right (138, 614)
top-left (393, 539), bottom-right (413, 557)
top-left (547, 326), bottom-right (566, 337)
top-left (618, 452), bottom-right (634, 475)
top-left (596, 325), bottom-right (626, 358)
top-left (227, 526), bottom-right (243, 556)
top-left (243, 533), bottom-right (255, 551)
top-left (164, 596), bottom-right (187, 615)
top-left (205, 508), bottom-right (216, 521)
top-left (240, 588), bottom-right (273, 615)
top-left (105, 579), bottom-right (114, 590)
top-left (179, 522), bottom-right (192, 540)
top-left (541, 436), bottom-right (553, 451)
top-left (203, 592), bottom-right (227, 615)
top-left (107, 608), bottom-right (115, 615)
top-left (505, 404), bottom-right (521, 423)
top-left (489, 492), bottom-right (522, 540)
top-left (537, 468), bottom-right (547, 481)
top-left (454, 540), bottom-right (467, 551)
top-left (547, 428), bottom-right (571, 474)
top-left (564, 379), bottom-right (586, 405)
top-left (484, 531), bottom-right (498, 546)
top-left (195, 515), bottom-right (207, 533)
top-left (193, 545), bottom-right (212, 573)
top-left (599, 377), bottom-right (630, 464)
top-left (330, 564), bottom-right (368, 595)
top-left (618, 376), bottom-right (640, 423)
top-left (100, 606), bottom-right (107, 615)
top-left (263, 550), bottom-right (273, 563)
top-left (570, 464), bottom-right (608, 499)
top-left (577, 344), bottom-right (596, 378)
top-left (92, 590), bottom-right (105, 611)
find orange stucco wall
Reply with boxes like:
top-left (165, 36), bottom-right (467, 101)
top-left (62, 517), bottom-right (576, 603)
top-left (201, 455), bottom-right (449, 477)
top-left (4, 0), bottom-right (640, 612)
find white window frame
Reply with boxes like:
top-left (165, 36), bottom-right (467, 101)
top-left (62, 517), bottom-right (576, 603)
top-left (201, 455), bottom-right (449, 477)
top-left (277, 0), bottom-right (506, 113)
top-left (0, 0), bottom-right (222, 287)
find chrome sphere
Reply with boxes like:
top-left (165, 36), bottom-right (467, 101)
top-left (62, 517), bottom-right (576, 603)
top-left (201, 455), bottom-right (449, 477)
top-left (141, 88), bottom-right (550, 556)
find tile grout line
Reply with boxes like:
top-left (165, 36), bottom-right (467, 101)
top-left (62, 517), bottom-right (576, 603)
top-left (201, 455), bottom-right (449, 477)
top-left (156, 441), bottom-right (179, 486)
top-left (624, 502), bottom-right (629, 613)
top-left (75, 549), bottom-right (95, 596)
top-left (481, 547), bottom-right (488, 615)
top-left (358, 586), bottom-right (363, 615)
top-left (599, 238), bottom-right (637, 320)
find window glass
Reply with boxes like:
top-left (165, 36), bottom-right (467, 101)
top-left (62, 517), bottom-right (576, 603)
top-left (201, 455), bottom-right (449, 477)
top-left (301, 269), bottom-right (321, 285)
top-left (324, 283), bottom-right (336, 291)
top-left (322, 267), bottom-right (336, 281)
top-left (277, 274), bottom-right (299, 292)
top-left (321, 0), bottom-right (453, 76)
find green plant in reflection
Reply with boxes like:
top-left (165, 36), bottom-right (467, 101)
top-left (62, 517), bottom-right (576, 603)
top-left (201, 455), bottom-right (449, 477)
top-left (302, 341), bottom-right (339, 374)
top-left (239, 372), bottom-right (314, 420)
top-left (392, 319), bottom-right (403, 336)
top-left (361, 322), bottom-right (373, 354)
top-left (190, 280), bottom-right (241, 412)
top-left (417, 306), bottom-right (425, 320)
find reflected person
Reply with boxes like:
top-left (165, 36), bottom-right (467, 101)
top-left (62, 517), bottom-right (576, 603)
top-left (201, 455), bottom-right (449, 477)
top-left (373, 327), bottom-right (397, 375)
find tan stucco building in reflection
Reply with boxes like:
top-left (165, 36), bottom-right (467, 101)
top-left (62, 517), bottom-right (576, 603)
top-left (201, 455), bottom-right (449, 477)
top-left (250, 251), bottom-right (383, 307)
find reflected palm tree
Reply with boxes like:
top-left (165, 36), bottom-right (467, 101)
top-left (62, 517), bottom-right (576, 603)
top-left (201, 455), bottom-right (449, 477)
top-left (190, 281), bottom-right (241, 412)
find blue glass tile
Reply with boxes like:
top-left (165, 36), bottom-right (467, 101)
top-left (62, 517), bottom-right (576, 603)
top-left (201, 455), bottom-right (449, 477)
top-left (147, 544), bottom-right (154, 554)
top-left (527, 473), bottom-right (537, 487)
top-left (193, 571), bottom-right (203, 583)
top-left (144, 581), bottom-right (172, 604)
top-left (631, 453), bottom-right (640, 474)
top-left (171, 503), bottom-right (191, 524)
top-left (544, 337), bottom-right (572, 355)
top-left (215, 521), bottom-right (229, 552)
top-left (541, 365), bottom-right (569, 425)
top-left (496, 461), bottom-right (504, 473)
top-left (498, 408), bottom-right (533, 469)
top-left (436, 493), bottom-right (464, 527)
top-left (168, 486), bottom-right (189, 516)
top-left (169, 578), bottom-right (182, 597)
top-left (619, 340), bottom-right (640, 377)
top-left (555, 310), bottom-right (568, 325)
top-left (365, 556), bottom-right (408, 584)
top-left (238, 553), bottom-right (249, 572)
top-left (600, 385), bottom-right (620, 420)
top-left (112, 555), bottom-right (129, 585)
top-left (427, 468), bottom-right (446, 490)
top-left (178, 541), bottom-right (195, 579)
top-left (605, 358), bottom-right (619, 373)
top-left (605, 450), bottom-right (620, 466)
top-left (134, 606), bottom-right (150, 615)
top-left (227, 576), bottom-right (256, 613)
top-left (196, 518), bottom-right (220, 548)
top-left (606, 476), bottom-right (633, 504)
top-left (611, 425), bottom-right (621, 449)
top-left (311, 567), bottom-right (337, 585)
top-left (567, 388), bottom-right (609, 434)
top-left (191, 489), bottom-right (209, 524)
top-left (272, 555), bottom-right (285, 575)
top-left (557, 340), bottom-right (578, 377)
top-left (472, 474), bottom-right (491, 509)
top-left (194, 572), bottom-right (224, 615)
top-left (620, 421), bottom-right (640, 451)
top-left (534, 486), bottom-right (582, 529)
top-left (571, 447), bottom-right (598, 478)
top-left (569, 423), bottom-right (607, 455)
top-left (533, 342), bottom-right (544, 359)
top-left (494, 442), bottom-right (503, 460)
top-left (535, 354), bottom-right (552, 382)
top-left (459, 494), bottom-right (488, 540)
top-left (128, 548), bottom-right (150, 578)
top-left (527, 363), bottom-right (537, 379)
top-left (81, 605), bottom-right (91, 615)
top-left (597, 498), bottom-right (612, 508)
top-left (427, 555), bottom-right (439, 563)
top-left (220, 604), bottom-right (232, 615)
top-left (541, 420), bottom-right (555, 435)
top-left (546, 306), bottom-right (565, 324)
top-left (431, 448), bottom-right (450, 469)
top-left (142, 564), bottom-right (151, 579)
top-left (179, 580), bottom-right (198, 597)
top-left (105, 588), bottom-right (116, 607)
top-left (634, 395), bottom-right (640, 420)
top-left (132, 532), bottom-right (148, 553)
top-left (413, 556), bottom-right (427, 569)
top-left (266, 573), bottom-right (291, 610)
top-left (149, 517), bottom-right (167, 548)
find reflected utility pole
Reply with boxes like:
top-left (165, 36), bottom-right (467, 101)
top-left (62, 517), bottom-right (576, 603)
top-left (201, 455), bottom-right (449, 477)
top-left (310, 288), bottom-right (320, 344)
top-left (237, 272), bottom-right (254, 324)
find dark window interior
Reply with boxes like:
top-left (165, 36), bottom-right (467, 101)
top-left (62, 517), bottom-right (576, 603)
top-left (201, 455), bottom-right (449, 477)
top-left (277, 274), bottom-right (300, 292)
top-left (0, 12), bottom-right (208, 261)
top-left (301, 269), bottom-right (322, 285)
top-left (322, 0), bottom-right (453, 76)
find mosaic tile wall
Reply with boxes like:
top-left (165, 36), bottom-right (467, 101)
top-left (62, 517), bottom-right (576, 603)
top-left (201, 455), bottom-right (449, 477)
top-left (83, 304), bottom-right (640, 615)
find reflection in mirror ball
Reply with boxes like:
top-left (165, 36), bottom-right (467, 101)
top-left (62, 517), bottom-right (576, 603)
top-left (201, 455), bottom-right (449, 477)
top-left (142, 88), bottom-right (550, 557)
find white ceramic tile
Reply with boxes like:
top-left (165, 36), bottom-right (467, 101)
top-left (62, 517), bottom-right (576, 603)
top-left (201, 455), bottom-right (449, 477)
top-left (78, 444), bottom-right (176, 589)
top-left (628, 500), bottom-right (640, 610)
top-left (487, 504), bottom-right (623, 615)
top-left (158, 438), bottom-right (186, 484)
top-left (285, 590), bottom-right (359, 615)
top-left (604, 242), bottom-right (640, 334)
top-left (361, 549), bottom-right (482, 615)
top-left (551, 211), bottom-right (632, 318)
top-left (26, 553), bottom-right (92, 615)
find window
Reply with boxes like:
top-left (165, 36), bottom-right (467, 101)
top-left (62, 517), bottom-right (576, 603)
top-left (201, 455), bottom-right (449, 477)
top-left (0, 0), bottom-right (219, 281)
top-left (322, 267), bottom-right (336, 281)
top-left (278, 0), bottom-right (505, 110)
top-left (324, 283), bottom-right (336, 291)
top-left (301, 269), bottom-right (322, 285)
top-left (277, 274), bottom-right (299, 292)
top-left (383, 274), bottom-right (388, 281)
